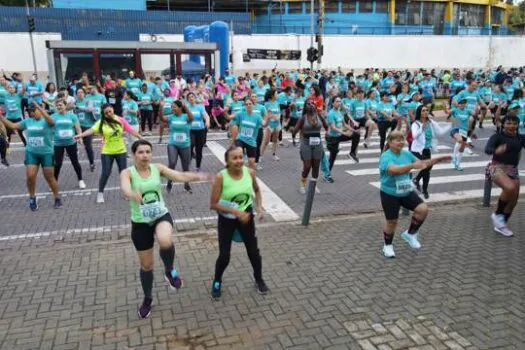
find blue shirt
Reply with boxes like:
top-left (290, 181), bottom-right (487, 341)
top-left (188, 103), bottom-right (207, 130)
top-left (452, 107), bottom-right (470, 132)
top-left (168, 113), bottom-right (191, 148)
top-left (75, 98), bottom-right (94, 129)
top-left (351, 100), bottom-right (367, 120)
top-left (377, 102), bottom-right (394, 121)
top-left (4, 93), bottom-right (23, 120)
top-left (379, 149), bottom-right (417, 197)
top-left (292, 97), bottom-right (306, 119)
top-left (122, 99), bottom-right (139, 125)
top-left (85, 93), bottom-right (107, 121)
top-left (25, 81), bottom-right (44, 104)
top-left (327, 109), bottom-right (344, 137)
top-left (265, 101), bottom-right (281, 128)
top-left (454, 90), bottom-right (480, 113)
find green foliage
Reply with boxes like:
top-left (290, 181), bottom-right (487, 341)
top-left (509, 2), bottom-right (525, 29)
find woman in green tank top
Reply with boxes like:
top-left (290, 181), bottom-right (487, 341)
top-left (209, 146), bottom-right (269, 300)
top-left (120, 139), bottom-right (209, 319)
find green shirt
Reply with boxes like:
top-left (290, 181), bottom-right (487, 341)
top-left (219, 166), bottom-right (253, 214)
top-left (168, 113), bottom-right (191, 148)
top-left (91, 119), bottom-right (126, 155)
top-left (19, 117), bottom-right (54, 155)
top-left (52, 112), bottom-right (78, 147)
top-left (129, 164), bottom-right (168, 224)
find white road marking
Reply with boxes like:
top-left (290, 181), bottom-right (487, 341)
top-left (0, 216), bottom-right (217, 241)
top-left (336, 153), bottom-right (477, 166)
top-left (346, 161), bottom-right (490, 176)
top-left (206, 141), bottom-right (299, 222)
top-left (427, 186), bottom-right (525, 203)
top-left (329, 145), bottom-right (450, 156)
top-left (369, 174), bottom-right (490, 188)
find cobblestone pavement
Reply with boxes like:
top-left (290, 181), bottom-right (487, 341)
top-left (0, 203), bottom-right (524, 349)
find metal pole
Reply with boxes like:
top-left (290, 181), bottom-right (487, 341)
top-left (302, 179), bottom-right (318, 226)
top-left (208, 0), bottom-right (210, 12)
top-left (483, 176), bottom-right (492, 207)
top-left (246, 0), bottom-right (248, 13)
top-left (25, 0), bottom-right (38, 75)
top-left (310, 0), bottom-right (314, 70)
top-left (167, 0), bottom-right (170, 11)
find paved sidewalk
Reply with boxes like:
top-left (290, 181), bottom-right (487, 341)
top-left (0, 203), bottom-right (524, 350)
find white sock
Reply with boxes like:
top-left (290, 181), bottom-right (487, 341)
top-left (453, 142), bottom-right (461, 159)
top-left (456, 151), bottom-right (463, 165)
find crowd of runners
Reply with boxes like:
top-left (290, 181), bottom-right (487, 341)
top-left (0, 65), bottom-right (524, 318)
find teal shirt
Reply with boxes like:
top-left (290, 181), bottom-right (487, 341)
top-left (377, 102), bottom-right (394, 121)
top-left (19, 117), bottom-right (54, 155)
top-left (452, 107), bottom-right (470, 132)
top-left (379, 149), bottom-right (417, 197)
top-left (351, 99), bottom-right (367, 120)
top-left (5, 93), bottom-right (22, 120)
top-left (252, 104), bottom-right (267, 120)
top-left (492, 92), bottom-right (507, 105)
top-left (86, 93), bottom-right (107, 121)
top-left (0, 85), bottom-right (7, 105)
top-left (229, 100), bottom-right (245, 117)
top-left (517, 98), bottom-right (525, 134)
top-left (138, 92), bottom-right (153, 111)
top-left (342, 97), bottom-right (355, 114)
top-left (232, 110), bottom-right (263, 147)
top-left (292, 97), bottom-right (306, 119)
top-left (122, 99), bottom-right (139, 126)
top-left (168, 113), bottom-right (191, 148)
top-left (52, 112), bottom-right (78, 147)
top-left (265, 101), bottom-right (281, 128)
top-left (396, 94), bottom-right (410, 116)
top-left (126, 78), bottom-right (143, 94)
top-left (75, 98), bottom-right (94, 129)
top-left (253, 86), bottom-right (267, 103)
top-left (327, 109), bottom-right (344, 137)
top-left (189, 103), bottom-right (206, 130)
top-left (424, 124), bottom-right (433, 149)
top-left (161, 97), bottom-right (175, 118)
top-left (366, 99), bottom-right (379, 119)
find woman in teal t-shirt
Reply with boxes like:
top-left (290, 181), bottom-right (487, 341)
top-left (0, 101), bottom-right (62, 211)
top-left (138, 83), bottom-right (154, 134)
top-left (261, 88), bottom-right (282, 161)
top-left (52, 99), bottom-right (84, 188)
top-left (378, 131), bottom-right (449, 258)
top-left (161, 99), bottom-right (194, 194)
top-left (75, 88), bottom-right (96, 172)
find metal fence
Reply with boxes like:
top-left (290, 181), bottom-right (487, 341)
top-left (0, 7), bottom-right (252, 40)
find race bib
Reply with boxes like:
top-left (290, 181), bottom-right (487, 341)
top-left (93, 107), bottom-right (101, 115)
top-left (240, 127), bottom-right (254, 138)
top-left (192, 121), bottom-right (202, 128)
top-left (174, 132), bottom-right (187, 143)
top-left (218, 199), bottom-right (239, 219)
top-left (7, 104), bottom-right (17, 112)
top-left (109, 98), bottom-right (116, 104)
top-left (78, 112), bottom-right (85, 121)
top-left (459, 129), bottom-right (468, 138)
top-left (396, 179), bottom-right (413, 195)
top-left (309, 136), bottom-right (321, 146)
top-left (131, 87), bottom-right (139, 93)
top-left (140, 202), bottom-right (164, 222)
top-left (58, 129), bottom-right (74, 138)
top-left (28, 137), bottom-right (44, 148)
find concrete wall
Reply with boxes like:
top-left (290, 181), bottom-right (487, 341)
top-left (2, 32), bottom-right (525, 78)
top-left (0, 32), bottom-right (62, 80)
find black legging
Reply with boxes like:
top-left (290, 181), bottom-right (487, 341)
top-left (140, 110), bottom-right (153, 132)
top-left (326, 133), bottom-right (360, 170)
top-left (377, 120), bottom-right (397, 151)
top-left (0, 134), bottom-right (7, 161)
top-left (190, 129), bottom-right (206, 169)
top-left (99, 153), bottom-right (127, 192)
top-left (255, 128), bottom-right (264, 163)
top-left (54, 144), bottom-right (83, 180)
top-left (412, 149), bottom-right (432, 192)
top-left (81, 126), bottom-right (95, 166)
top-left (214, 208), bottom-right (262, 283)
top-left (6, 118), bottom-right (26, 146)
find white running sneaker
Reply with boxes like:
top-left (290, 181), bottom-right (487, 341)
top-left (273, 154), bottom-right (280, 161)
top-left (401, 231), bottom-right (421, 249)
top-left (78, 180), bottom-right (86, 189)
top-left (96, 192), bottom-right (105, 204)
top-left (314, 186), bottom-right (320, 194)
top-left (494, 225), bottom-right (514, 237)
top-left (299, 186), bottom-right (306, 194)
top-left (491, 213), bottom-right (513, 237)
top-left (383, 244), bottom-right (396, 258)
top-left (464, 147), bottom-right (473, 155)
top-left (256, 163), bottom-right (263, 170)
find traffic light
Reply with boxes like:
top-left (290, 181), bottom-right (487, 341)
top-left (307, 47), bottom-right (318, 63)
top-left (27, 16), bottom-right (35, 33)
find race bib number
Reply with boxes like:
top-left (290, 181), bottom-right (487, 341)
top-left (459, 129), bottom-right (468, 138)
top-left (218, 199), bottom-right (239, 219)
top-left (174, 132), bottom-right (187, 143)
top-left (309, 137), bottom-right (321, 146)
top-left (140, 202), bottom-right (164, 222)
top-left (131, 87), bottom-right (139, 93)
top-left (109, 98), bottom-right (116, 104)
top-left (28, 137), bottom-right (44, 148)
top-left (58, 129), bottom-right (74, 138)
top-left (396, 179), bottom-right (413, 195)
top-left (192, 121), bottom-right (202, 128)
top-left (78, 112), bottom-right (85, 121)
top-left (240, 127), bottom-right (254, 138)
top-left (7, 104), bottom-right (17, 112)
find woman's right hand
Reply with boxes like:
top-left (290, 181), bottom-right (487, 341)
top-left (74, 134), bottom-right (83, 141)
top-left (238, 211), bottom-right (251, 224)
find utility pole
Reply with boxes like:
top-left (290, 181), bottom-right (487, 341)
top-left (25, 0), bottom-right (38, 75)
top-left (317, 0), bottom-right (324, 66)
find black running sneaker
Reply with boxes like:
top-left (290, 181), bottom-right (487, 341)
top-left (211, 281), bottom-right (221, 300)
top-left (138, 297), bottom-right (152, 319)
top-left (255, 280), bottom-right (270, 295)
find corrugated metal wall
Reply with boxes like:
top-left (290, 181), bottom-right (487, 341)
top-left (0, 7), bottom-right (251, 40)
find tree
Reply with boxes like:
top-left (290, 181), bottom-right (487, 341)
top-left (0, 0), bottom-right (50, 6)
top-left (509, 2), bottom-right (525, 31)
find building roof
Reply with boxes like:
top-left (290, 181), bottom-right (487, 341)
top-left (147, 0), bottom-right (270, 12)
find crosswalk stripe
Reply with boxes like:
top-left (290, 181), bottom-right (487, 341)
top-left (369, 174), bottom-right (487, 188)
top-left (336, 153), bottom-right (478, 166)
top-left (345, 160), bottom-right (490, 176)
top-left (328, 145), bottom-right (451, 156)
top-left (427, 186), bottom-right (525, 203)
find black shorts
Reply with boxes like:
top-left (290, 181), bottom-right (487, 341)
top-left (131, 213), bottom-right (173, 251)
top-left (236, 139), bottom-right (257, 158)
top-left (380, 191), bottom-right (423, 220)
top-left (286, 117), bottom-right (299, 129)
top-left (355, 118), bottom-right (367, 128)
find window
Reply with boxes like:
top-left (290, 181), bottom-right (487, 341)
top-left (457, 4), bottom-right (485, 27)
top-left (270, 2), bottom-right (283, 15)
top-left (421, 2), bottom-right (445, 34)
top-left (375, 0), bottom-right (389, 14)
top-left (342, 0), bottom-right (357, 13)
top-left (407, 1), bottom-right (421, 25)
top-left (395, 0), bottom-right (408, 25)
top-left (305, 1), bottom-right (311, 13)
top-left (359, 0), bottom-right (373, 13)
top-left (288, 2), bottom-right (303, 14)
top-left (325, 0), bottom-right (339, 13)
top-left (491, 7), bottom-right (504, 25)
